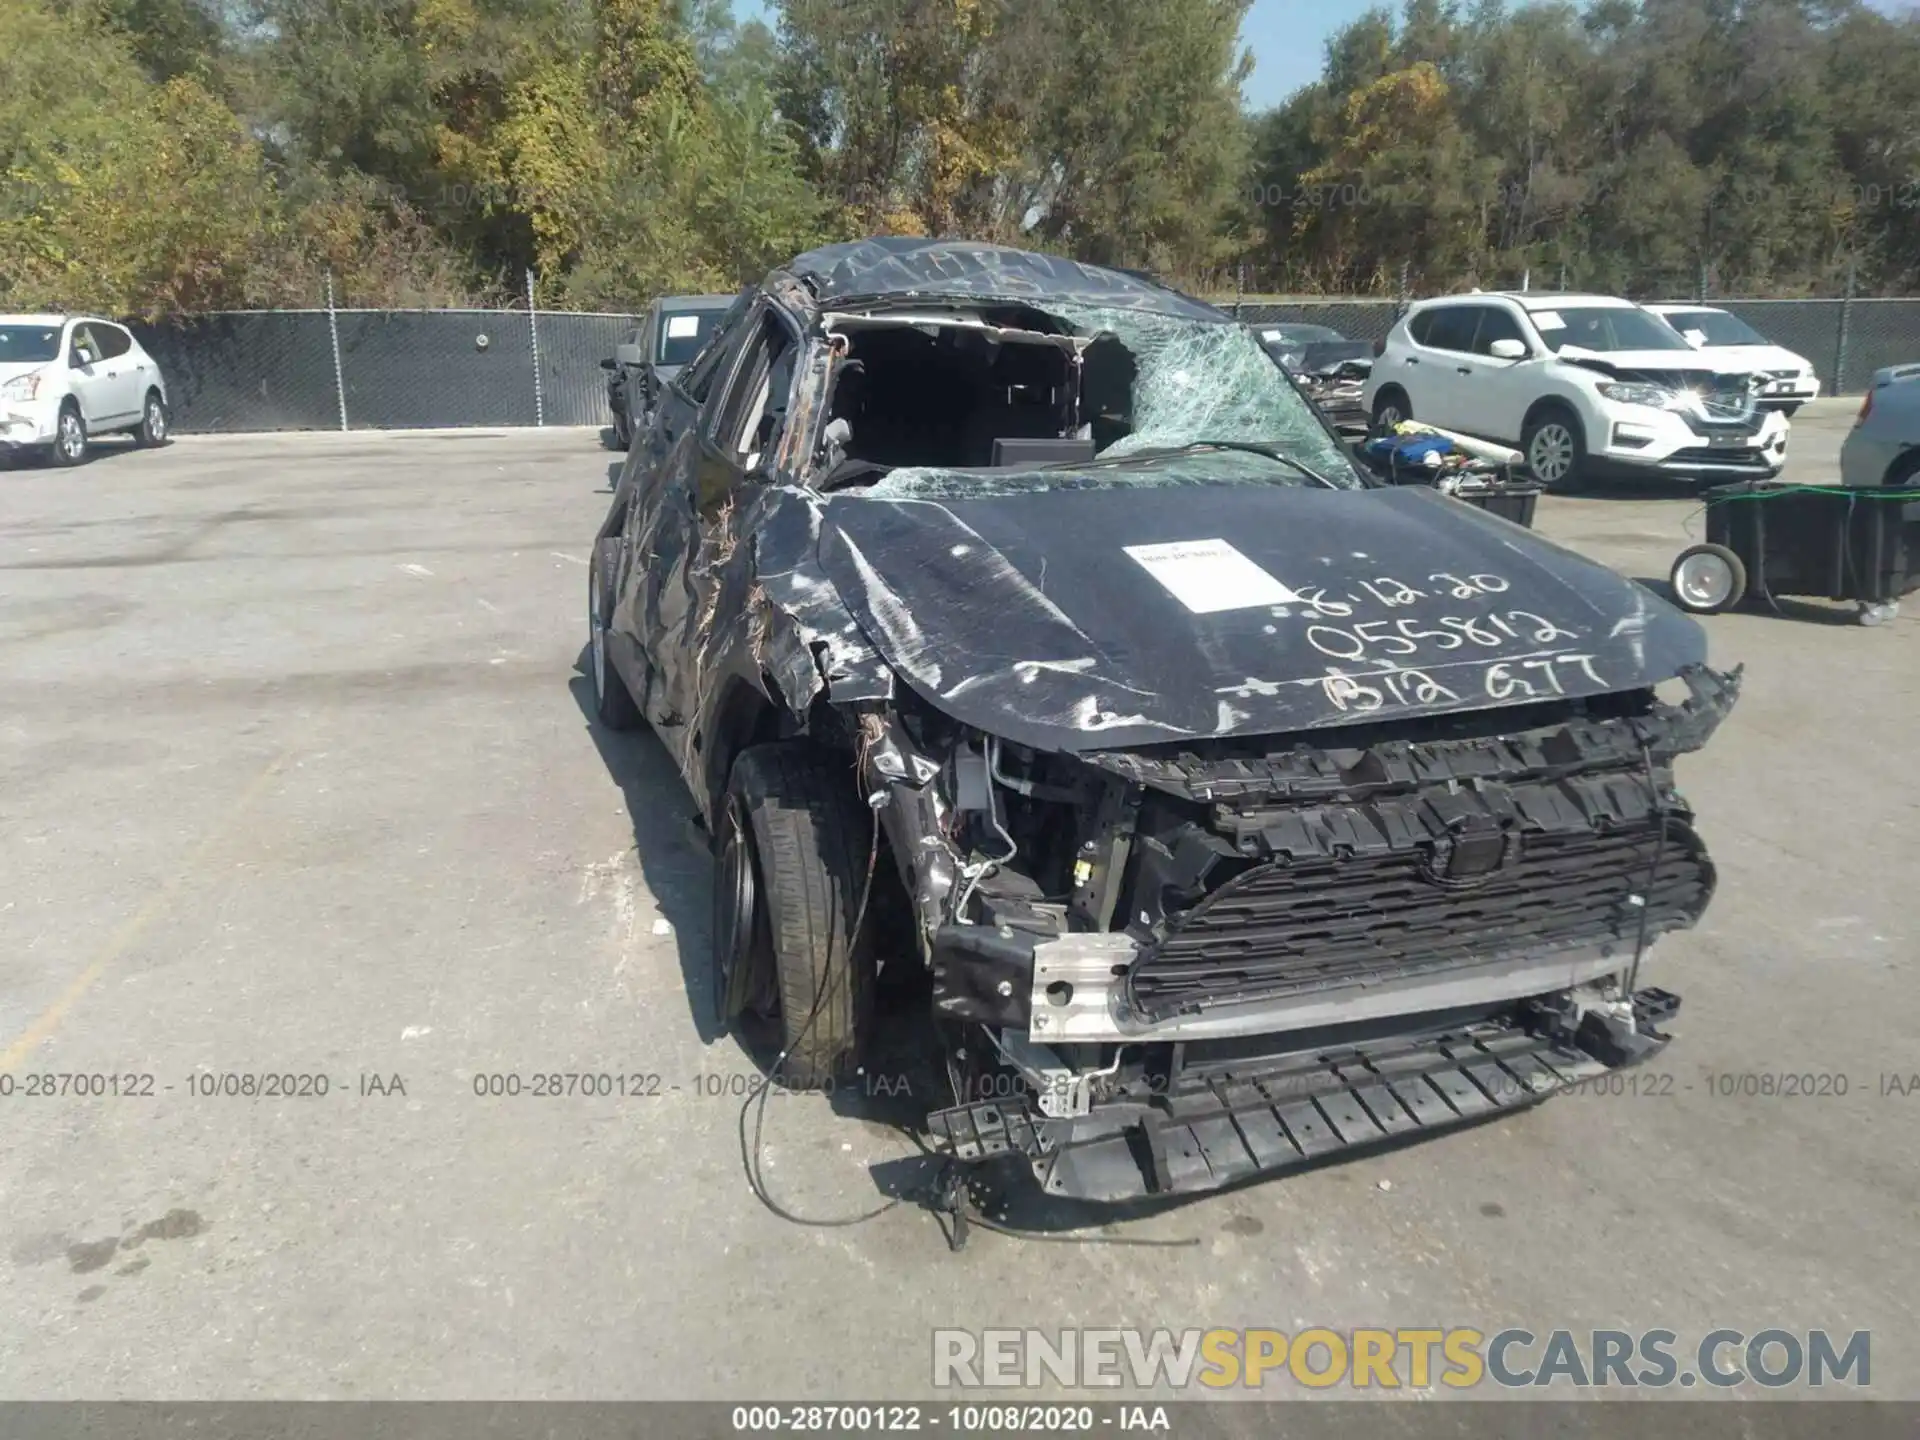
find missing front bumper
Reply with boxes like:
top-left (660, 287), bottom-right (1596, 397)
top-left (927, 990), bottom-right (1678, 1204)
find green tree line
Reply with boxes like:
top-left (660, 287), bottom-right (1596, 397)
top-left (2, 0), bottom-right (1915, 318)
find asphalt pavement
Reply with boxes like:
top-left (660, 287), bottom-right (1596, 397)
top-left (0, 404), bottom-right (1914, 1402)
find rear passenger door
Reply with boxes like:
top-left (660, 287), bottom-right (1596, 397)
top-left (90, 323), bottom-right (144, 422)
top-left (1407, 304), bottom-right (1482, 431)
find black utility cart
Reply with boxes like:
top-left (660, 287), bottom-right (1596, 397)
top-left (1358, 434), bottom-right (1544, 529)
top-left (1670, 480), bottom-right (1920, 626)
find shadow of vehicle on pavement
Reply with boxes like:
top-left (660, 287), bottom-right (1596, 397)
top-left (1630, 575), bottom-right (1869, 626)
top-left (565, 651), bottom-right (944, 1106)
top-left (1558, 474), bottom-right (1717, 501)
top-left (0, 435), bottom-right (143, 470)
top-left (566, 650), bottom-right (1221, 1242)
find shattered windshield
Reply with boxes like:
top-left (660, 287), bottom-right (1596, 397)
top-left (863, 303), bottom-right (1363, 498)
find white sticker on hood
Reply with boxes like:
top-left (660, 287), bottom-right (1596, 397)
top-left (1124, 539), bottom-right (1303, 614)
top-left (665, 314), bottom-right (702, 338)
top-left (1532, 310), bottom-right (1565, 331)
top-left (1261, 329), bottom-right (1283, 341)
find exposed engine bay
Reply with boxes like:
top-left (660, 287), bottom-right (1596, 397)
top-left (868, 665), bottom-right (1732, 1201)
top-left (1290, 348), bottom-right (1373, 440)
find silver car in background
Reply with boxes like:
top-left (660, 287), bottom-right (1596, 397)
top-left (1840, 363), bottom-right (1920, 488)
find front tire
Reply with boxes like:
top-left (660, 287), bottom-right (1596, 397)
top-left (135, 391), bottom-right (170, 447)
top-left (587, 538), bottom-right (641, 729)
top-left (1522, 406), bottom-right (1586, 491)
top-left (50, 403), bottom-right (87, 467)
top-left (719, 744), bottom-right (874, 1087)
top-left (1370, 388), bottom-right (1411, 436)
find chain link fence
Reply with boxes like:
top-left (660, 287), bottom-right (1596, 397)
top-left (128, 307), bottom-right (641, 435)
top-left (128, 292), bottom-right (1919, 435)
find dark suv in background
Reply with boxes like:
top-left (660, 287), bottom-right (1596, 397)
top-left (602, 293), bottom-right (733, 447)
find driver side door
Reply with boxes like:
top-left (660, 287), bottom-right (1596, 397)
top-left (612, 291), bottom-right (750, 737)
top-left (646, 300), bottom-right (802, 742)
top-left (1464, 303), bottom-right (1539, 445)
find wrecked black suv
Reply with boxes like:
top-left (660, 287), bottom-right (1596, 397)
top-left (588, 238), bottom-right (1737, 1205)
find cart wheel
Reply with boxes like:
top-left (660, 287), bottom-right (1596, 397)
top-left (1859, 601), bottom-right (1899, 628)
top-left (1669, 543), bottom-right (1747, 614)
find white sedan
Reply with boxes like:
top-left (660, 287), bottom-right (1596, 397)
top-left (0, 314), bottom-right (171, 465)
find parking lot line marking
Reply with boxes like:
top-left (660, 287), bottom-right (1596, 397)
top-left (0, 746), bottom-right (296, 1073)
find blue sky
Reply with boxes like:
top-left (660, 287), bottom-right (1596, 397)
top-left (1239, 0), bottom-right (1368, 108)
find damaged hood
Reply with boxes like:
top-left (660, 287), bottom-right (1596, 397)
top-left (1556, 346), bottom-right (1760, 387)
top-left (817, 483), bottom-right (1706, 752)
top-left (1294, 342), bottom-right (1374, 377)
top-left (1673, 341), bottom-right (1813, 376)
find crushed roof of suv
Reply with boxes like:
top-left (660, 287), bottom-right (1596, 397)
top-left (785, 237), bottom-right (1225, 320)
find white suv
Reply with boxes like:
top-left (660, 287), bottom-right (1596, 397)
top-left (1363, 293), bottom-right (1789, 489)
top-left (1644, 303), bottom-right (1821, 415)
top-left (0, 314), bottom-right (171, 466)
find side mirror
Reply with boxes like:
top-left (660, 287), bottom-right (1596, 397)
top-left (1488, 338), bottom-right (1528, 360)
top-left (614, 343), bottom-right (645, 367)
top-left (1682, 329), bottom-right (1707, 348)
top-left (599, 357), bottom-right (616, 371)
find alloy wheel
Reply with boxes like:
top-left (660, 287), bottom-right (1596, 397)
top-left (1528, 423), bottom-right (1574, 485)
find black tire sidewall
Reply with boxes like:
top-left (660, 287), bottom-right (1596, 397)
top-left (726, 744), bottom-right (874, 1087)
top-left (137, 392), bottom-right (170, 446)
top-left (1371, 388), bottom-right (1410, 436)
top-left (587, 538), bottom-right (641, 728)
top-left (711, 789), bottom-right (773, 1028)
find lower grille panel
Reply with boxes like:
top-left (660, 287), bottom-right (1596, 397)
top-left (1132, 817), bottom-right (1712, 1017)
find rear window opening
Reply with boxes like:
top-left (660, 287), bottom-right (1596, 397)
top-left (813, 302), bottom-right (1360, 498)
top-left (819, 313), bottom-right (1113, 479)
top-left (658, 309), bottom-right (721, 366)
